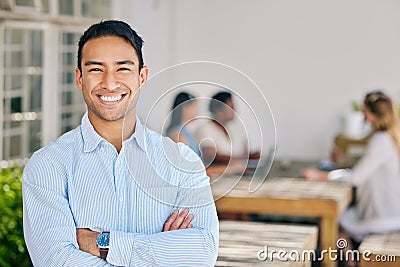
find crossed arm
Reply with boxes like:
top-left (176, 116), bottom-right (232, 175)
top-left (77, 208), bottom-right (194, 257)
top-left (24, 180), bottom-right (218, 266)
top-left (23, 153), bottom-right (219, 267)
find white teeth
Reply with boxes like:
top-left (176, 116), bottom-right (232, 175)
top-left (99, 95), bottom-right (123, 102)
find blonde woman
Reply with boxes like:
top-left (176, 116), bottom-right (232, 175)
top-left (303, 91), bottom-right (400, 244)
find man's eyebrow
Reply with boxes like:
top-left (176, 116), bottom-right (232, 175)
top-left (83, 60), bottom-right (135, 66)
top-left (116, 60), bottom-right (135, 66)
top-left (84, 61), bottom-right (104, 66)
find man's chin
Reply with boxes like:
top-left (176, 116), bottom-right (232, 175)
top-left (94, 112), bottom-right (126, 122)
top-left (88, 104), bottom-right (135, 123)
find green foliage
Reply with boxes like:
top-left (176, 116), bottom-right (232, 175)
top-left (351, 100), bottom-right (361, 112)
top-left (0, 167), bottom-right (32, 267)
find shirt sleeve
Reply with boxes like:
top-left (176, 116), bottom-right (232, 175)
top-left (23, 153), bottom-right (117, 267)
top-left (107, 144), bottom-right (219, 266)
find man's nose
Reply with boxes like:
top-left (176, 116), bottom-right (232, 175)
top-left (102, 71), bottom-right (120, 90)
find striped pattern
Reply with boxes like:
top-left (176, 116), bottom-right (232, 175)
top-left (23, 113), bottom-right (219, 266)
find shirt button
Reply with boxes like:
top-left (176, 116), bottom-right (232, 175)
top-left (119, 197), bottom-right (123, 202)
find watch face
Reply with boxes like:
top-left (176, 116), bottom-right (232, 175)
top-left (97, 233), bottom-right (110, 248)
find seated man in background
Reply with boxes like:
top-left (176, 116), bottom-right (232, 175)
top-left (196, 91), bottom-right (260, 177)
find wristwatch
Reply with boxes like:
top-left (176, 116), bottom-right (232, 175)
top-left (96, 231), bottom-right (110, 259)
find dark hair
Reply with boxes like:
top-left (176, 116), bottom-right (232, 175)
top-left (77, 20), bottom-right (144, 72)
top-left (166, 92), bottom-right (195, 134)
top-left (209, 91), bottom-right (232, 114)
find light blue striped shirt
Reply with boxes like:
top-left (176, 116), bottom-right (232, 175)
top-left (22, 113), bottom-right (219, 266)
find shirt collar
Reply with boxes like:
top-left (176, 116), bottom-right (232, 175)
top-left (81, 113), bottom-right (104, 153)
top-left (81, 112), bottom-right (146, 153)
top-left (126, 116), bottom-right (146, 151)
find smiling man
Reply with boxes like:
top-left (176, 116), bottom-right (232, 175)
top-left (22, 20), bottom-right (218, 266)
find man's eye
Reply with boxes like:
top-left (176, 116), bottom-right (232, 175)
top-left (89, 68), bottom-right (102, 72)
top-left (118, 67), bottom-right (131, 72)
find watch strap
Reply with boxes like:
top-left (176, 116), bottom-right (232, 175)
top-left (99, 248), bottom-right (108, 259)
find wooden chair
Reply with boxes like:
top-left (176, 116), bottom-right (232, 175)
top-left (217, 220), bottom-right (318, 267)
top-left (359, 233), bottom-right (400, 267)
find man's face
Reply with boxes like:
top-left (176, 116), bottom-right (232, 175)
top-left (76, 36), bottom-right (148, 122)
top-left (223, 99), bottom-right (235, 122)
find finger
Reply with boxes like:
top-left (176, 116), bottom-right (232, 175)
top-left (163, 209), bottom-right (179, 232)
top-left (179, 214), bottom-right (194, 229)
top-left (170, 208), bottom-right (189, 230)
top-left (164, 209), bottom-right (179, 231)
top-left (188, 224), bottom-right (193, 228)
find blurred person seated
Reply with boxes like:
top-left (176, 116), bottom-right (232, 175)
top-left (196, 91), bottom-right (260, 176)
top-left (165, 92), bottom-right (201, 156)
top-left (302, 91), bottom-right (400, 266)
top-left (166, 92), bottom-right (248, 178)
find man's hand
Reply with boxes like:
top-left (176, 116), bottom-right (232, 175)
top-left (76, 209), bottom-right (193, 256)
top-left (301, 168), bottom-right (329, 181)
top-left (163, 208), bottom-right (194, 232)
top-left (76, 228), bottom-right (100, 257)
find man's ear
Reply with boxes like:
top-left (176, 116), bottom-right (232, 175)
top-left (139, 66), bottom-right (149, 89)
top-left (76, 68), bottom-right (83, 90)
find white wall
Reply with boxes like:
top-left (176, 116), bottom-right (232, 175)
top-left (114, 0), bottom-right (400, 160)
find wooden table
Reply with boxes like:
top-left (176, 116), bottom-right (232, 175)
top-left (212, 177), bottom-right (353, 267)
top-left (217, 221), bottom-right (318, 267)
